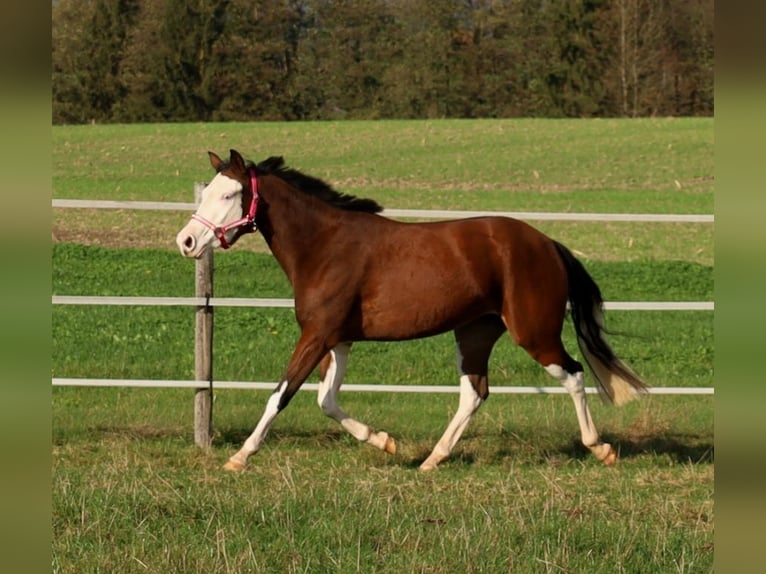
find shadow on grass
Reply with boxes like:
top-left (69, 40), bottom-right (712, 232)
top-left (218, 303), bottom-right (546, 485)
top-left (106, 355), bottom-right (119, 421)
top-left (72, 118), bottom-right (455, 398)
top-left (79, 424), bottom-right (713, 469)
top-left (402, 430), bottom-right (714, 469)
top-left (216, 426), bottom-right (348, 448)
top-left (553, 432), bottom-right (714, 465)
top-left (618, 432), bottom-right (714, 463)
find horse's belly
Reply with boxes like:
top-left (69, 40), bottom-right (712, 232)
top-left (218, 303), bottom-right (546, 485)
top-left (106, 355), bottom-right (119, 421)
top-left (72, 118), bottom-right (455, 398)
top-left (359, 294), bottom-right (497, 341)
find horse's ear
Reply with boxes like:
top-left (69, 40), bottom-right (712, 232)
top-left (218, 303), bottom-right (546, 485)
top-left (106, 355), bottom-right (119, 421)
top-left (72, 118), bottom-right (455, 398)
top-left (229, 149), bottom-right (246, 173)
top-left (208, 151), bottom-right (224, 171)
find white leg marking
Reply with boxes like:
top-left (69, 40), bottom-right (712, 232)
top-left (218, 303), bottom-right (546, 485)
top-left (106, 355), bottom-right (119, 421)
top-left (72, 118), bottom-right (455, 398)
top-left (546, 365), bottom-right (600, 447)
top-left (546, 364), bottom-right (615, 463)
top-left (317, 344), bottom-right (394, 452)
top-left (420, 374), bottom-right (483, 471)
top-left (317, 344), bottom-right (349, 420)
top-left (227, 381), bottom-right (287, 468)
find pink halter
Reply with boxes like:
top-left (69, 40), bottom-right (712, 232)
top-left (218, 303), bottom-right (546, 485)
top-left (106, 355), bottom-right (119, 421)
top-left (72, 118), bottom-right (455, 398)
top-left (190, 167), bottom-right (259, 249)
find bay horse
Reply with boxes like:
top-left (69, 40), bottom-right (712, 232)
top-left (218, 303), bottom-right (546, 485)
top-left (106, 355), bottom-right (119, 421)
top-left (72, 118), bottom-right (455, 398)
top-left (176, 149), bottom-right (647, 472)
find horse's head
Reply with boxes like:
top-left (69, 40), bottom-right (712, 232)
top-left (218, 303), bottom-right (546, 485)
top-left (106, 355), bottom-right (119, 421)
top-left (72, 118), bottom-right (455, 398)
top-left (176, 149), bottom-right (259, 258)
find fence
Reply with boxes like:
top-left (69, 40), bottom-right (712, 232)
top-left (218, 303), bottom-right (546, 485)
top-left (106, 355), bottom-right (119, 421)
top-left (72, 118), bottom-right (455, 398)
top-left (52, 192), bottom-right (715, 446)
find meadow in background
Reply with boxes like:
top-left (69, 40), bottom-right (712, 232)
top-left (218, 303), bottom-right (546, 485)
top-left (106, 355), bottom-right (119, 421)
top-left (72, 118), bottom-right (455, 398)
top-left (52, 119), bottom-right (713, 573)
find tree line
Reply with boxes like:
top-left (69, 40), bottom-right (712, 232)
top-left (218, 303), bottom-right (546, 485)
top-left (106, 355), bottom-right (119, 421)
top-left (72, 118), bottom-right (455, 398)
top-left (52, 0), bottom-right (713, 124)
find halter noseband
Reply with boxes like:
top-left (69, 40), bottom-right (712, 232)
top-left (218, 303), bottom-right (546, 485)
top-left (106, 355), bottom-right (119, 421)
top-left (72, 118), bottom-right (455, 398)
top-left (191, 167), bottom-right (259, 250)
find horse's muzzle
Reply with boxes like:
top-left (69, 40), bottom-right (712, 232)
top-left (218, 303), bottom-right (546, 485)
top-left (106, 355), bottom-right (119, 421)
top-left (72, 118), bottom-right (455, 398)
top-left (177, 228), bottom-right (202, 258)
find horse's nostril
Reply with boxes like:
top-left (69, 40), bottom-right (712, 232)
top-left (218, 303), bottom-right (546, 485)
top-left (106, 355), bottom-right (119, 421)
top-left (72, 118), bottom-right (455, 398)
top-left (184, 236), bottom-right (194, 249)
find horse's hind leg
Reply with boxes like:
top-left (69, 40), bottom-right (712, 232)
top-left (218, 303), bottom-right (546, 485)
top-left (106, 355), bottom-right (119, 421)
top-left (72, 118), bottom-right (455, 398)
top-left (420, 316), bottom-right (505, 471)
top-left (317, 343), bottom-right (396, 454)
top-left (544, 359), bottom-right (616, 465)
top-left (519, 337), bottom-right (616, 465)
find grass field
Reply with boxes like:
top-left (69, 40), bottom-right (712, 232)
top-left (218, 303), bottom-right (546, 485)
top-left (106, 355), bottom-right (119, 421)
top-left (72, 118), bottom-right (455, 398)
top-left (52, 119), bottom-right (714, 573)
top-left (52, 118), bottom-right (713, 264)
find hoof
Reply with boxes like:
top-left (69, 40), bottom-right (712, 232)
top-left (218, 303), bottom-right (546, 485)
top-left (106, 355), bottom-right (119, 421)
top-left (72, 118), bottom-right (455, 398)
top-left (223, 458), bottom-right (246, 472)
top-left (602, 447), bottom-right (618, 466)
top-left (419, 461), bottom-right (437, 472)
top-left (369, 431), bottom-right (397, 454)
top-left (591, 443), bottom-right (618, 466)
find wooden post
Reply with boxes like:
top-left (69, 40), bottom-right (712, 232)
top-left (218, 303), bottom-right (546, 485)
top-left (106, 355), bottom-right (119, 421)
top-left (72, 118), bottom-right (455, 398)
top-left (194, 182), bottom-right (214, 448)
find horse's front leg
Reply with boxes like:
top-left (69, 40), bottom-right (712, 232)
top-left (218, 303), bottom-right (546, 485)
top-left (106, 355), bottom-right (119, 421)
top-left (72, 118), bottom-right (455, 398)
top-left (317, 343), bottom-right (396, 454)
top-left (223, 332), bottom-right (328, 472)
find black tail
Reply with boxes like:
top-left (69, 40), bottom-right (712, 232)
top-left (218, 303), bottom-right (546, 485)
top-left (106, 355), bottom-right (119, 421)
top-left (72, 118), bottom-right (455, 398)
top-left (553, 241), bottom-right (648, 405)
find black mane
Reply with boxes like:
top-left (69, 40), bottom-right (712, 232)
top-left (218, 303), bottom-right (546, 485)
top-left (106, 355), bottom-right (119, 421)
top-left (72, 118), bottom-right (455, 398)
top-left (254, 156), bottom-right (383, 214)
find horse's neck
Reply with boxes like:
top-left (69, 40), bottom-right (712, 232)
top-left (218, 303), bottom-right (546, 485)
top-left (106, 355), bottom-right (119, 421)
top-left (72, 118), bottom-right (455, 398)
top-left (260, 180), bottom-right (334, 284)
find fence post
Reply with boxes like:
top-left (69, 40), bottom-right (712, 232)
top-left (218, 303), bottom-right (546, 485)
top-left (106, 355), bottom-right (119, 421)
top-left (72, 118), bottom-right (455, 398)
top-left (194, 182), bottom-right (214, 448)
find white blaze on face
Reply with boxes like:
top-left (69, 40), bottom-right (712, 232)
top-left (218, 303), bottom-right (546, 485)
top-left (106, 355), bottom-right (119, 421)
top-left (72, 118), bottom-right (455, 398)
top-left (176, 173), bottom-right (243, 257)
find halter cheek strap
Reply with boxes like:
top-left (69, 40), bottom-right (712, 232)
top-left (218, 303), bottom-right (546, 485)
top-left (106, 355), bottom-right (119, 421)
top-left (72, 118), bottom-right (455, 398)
top-left (191, 167), bottom-right (259, 250)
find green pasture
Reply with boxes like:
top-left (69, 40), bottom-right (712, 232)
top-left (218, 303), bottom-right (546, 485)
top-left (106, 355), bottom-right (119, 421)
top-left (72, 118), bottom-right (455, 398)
top-left (52, 119), bottom-right (714, 573)
top-left (52, 118), bottom-right (714, 264)
top-left (52, 118), bottom-right (714, 210)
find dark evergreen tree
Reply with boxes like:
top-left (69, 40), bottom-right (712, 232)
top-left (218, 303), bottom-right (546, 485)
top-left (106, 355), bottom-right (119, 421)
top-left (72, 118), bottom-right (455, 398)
top-left (208, 0), bottom-right (306, 121)
top-left (52, 0), bottom-right (140, 123)
top-left (51, 0), bottom-right (714, 122)
top-left (546, 0), bottom-right (607, 117)
top-left (115, 0), bottom-right (228, 121)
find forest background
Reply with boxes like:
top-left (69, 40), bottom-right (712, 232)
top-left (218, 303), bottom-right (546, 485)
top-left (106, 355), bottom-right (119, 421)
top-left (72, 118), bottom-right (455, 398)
top-left (52, 0), bottom-right (714, 124)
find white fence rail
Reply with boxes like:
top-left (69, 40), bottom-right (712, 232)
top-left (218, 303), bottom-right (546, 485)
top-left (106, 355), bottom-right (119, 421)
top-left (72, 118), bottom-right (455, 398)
top-left (52, 378), bottom-right (714, 395)
top-left (52, 198), bottom-right (715, 223)
top-left (51, 295), bottom-right (714, 311)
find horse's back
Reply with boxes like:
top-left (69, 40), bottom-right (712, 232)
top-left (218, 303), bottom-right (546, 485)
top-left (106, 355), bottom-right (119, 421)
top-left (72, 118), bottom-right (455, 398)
top-left (381, 215), bottom-right (563, 280)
